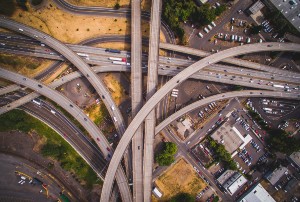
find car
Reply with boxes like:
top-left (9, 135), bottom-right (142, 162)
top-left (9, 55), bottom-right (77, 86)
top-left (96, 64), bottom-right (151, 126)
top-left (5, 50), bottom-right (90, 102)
top-left (96, 138), bottom-right (100, 141)
top-left (106, 147), bottom-right (111, 151)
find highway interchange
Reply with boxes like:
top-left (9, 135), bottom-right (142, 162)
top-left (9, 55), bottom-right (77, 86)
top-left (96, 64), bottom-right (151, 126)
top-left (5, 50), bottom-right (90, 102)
top-left (0, 1), bottom-right (300, 201)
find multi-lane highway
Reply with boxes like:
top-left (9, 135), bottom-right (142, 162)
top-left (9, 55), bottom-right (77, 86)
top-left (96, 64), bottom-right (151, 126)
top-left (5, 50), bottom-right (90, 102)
top-left (160, 42), bottom-right (300, 77)
top-left (0, 67), bottom-right (132, 202)
top-left (130, 0), bottom-right (143, 201)
top-left (155, 90), bottom-right (300, 134)
top-left (0, 17), bottom-right (133, 201)
top-left (143, 0), bottom-right (162, 201)
top-left (1, 34), bottom-right (299, 85)
top-left (0, 95), bottom-right (108, 178)
top-left (100, 42), bottom-right (300, 201)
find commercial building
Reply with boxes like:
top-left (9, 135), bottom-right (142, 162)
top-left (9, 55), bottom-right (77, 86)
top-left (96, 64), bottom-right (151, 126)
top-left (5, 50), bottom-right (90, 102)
top-left (289, 151), bottom-right (300, 169)
top-left (218, 171), bottom-right (248, 195)
top-left (211, 122), bottom-right (252, 157)
top-left (249, 0), bottom-right (265, 15)
top-left (238, 183), bottom-right (276, 202)
top-left (265, 166), bottom-right (288, 186)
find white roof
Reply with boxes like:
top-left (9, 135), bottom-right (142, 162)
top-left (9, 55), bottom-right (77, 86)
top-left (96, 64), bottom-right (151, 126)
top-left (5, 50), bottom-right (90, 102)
top-left (227, 175), bottom-right (248, 195)
top-left (239, 183), bottom-right (276, 202)
top-left (153, 187), bottom-right (162, 198)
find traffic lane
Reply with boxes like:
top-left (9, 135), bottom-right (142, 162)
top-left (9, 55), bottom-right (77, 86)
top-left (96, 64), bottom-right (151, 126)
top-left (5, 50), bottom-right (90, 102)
top-left (20, 103), bottom-right (108, 174)
top-left (0, 18), bottom-right (127, 139)
top-left (2, 34), bottom-right (300, 82)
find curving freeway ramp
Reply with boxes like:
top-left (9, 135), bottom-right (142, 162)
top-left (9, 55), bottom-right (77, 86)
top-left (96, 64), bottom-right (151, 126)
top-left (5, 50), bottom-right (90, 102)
top-left (100, 41), bottom-right (300, 202)
top-left (155, 90), bottom-right (300, 134)
top-left (0, 67), bottom-right (133, 202)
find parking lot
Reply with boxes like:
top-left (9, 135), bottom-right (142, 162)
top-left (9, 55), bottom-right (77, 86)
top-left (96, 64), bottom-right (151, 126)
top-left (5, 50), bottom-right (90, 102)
top-left (250, 97), bottom-right (300, 127)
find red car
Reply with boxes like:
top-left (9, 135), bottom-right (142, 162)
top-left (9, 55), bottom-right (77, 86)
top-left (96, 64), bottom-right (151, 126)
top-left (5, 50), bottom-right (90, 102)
top-left (96, 138), bottom-right (100, 141)
top-left (106, 147), bottom-right (111, 151)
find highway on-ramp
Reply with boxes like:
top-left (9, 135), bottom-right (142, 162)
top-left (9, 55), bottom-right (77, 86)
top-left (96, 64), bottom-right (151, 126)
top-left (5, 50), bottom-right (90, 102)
top-left (0, 67), bottom-right (132, 202)
top-left (100, 42), bottom-right (300, 202)
top-left (0, 17), bottom-right (133, 201)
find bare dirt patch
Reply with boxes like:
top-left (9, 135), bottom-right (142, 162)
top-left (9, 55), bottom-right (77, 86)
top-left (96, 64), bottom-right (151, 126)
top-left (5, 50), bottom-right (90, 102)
top-left (66, 0), bottom-right (151, 11)
top-left (8, 0), bottom-right (156, 44)
top-left (155, 158), bottom-right (206, 200)
top-left (0, 53), bottom-right (53, 78)
top-left (103, 73), bottom-right (127, 106)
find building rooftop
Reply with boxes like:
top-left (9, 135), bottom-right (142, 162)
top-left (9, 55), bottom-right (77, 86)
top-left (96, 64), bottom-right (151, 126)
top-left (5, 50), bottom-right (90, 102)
top-left (284, 178), bottom-right (299, 192)
top-left (153, 187), bottom-right (162, 198)
top-left (226, 174), bottom-right (248, 195)
top-left (238, 183), bottom-right (276, 202)
top-left (211, 123), bottom-right (244, 155)
top-left (289, 151), bottom-right (300, 168)
top-left (265, 166), bottom-right (288, 185)
top-left (217, 170), bottom-right (236, 185)
top-left (249, 0), bottom-right (265, 15)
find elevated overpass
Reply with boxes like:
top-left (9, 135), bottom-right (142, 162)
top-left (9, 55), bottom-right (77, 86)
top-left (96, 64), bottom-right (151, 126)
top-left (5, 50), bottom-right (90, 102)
top-left (100, 42), bottom-right (300, 202)
top-left (131, 0), bottom-right (143, 201)
top-left (144, 0), bottom-right (162, 201)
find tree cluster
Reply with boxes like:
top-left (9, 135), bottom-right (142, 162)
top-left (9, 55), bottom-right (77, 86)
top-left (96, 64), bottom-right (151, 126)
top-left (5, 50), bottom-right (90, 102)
top-left (246, 105), bottom-right (300, 155)
top-left (267, 129), bottom-right (300, 155)
top-left (169, 193), bottom-right (194, 202)
top-left (208, 138), bottom-right (237, 170)
top-left (162, 0), bottom-right (226, 43)
top-left (155, 142), bottom-right (178, 166)
top-left (265, 10), bottom-right (300, 37)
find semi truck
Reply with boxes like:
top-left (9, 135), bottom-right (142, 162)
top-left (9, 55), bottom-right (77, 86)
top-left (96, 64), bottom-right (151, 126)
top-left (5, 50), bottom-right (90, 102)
top-left (108, 57), bottom-right (126, 62)
top-left (273, 84), bottom-right (285, 88)
top-left (112, 61), bottom-right (130, 65)
top-left (76, 53), bottom-right (88, 57)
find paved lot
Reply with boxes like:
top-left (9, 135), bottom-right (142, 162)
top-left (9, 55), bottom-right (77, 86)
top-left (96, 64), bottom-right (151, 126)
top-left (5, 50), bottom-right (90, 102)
top-left (0, 131), bottom-right (88, 201)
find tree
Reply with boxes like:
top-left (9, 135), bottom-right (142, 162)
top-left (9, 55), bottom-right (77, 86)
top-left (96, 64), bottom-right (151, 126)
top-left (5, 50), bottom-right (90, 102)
top-left (249, 25), bottom-right (262, 35)
top-left (215, 5), bottom-right (226, 16)
top-left (114, 2), bottom-right (120, 10)
top-left (267, 129), bottom-right (300, 154)
top-left (170, 193), bottom-right (194, 202)
top-left (156, 142), bottom-right (178, 166)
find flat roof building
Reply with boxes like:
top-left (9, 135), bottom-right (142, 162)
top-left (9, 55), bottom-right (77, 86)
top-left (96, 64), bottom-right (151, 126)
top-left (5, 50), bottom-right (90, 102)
top-left (219, 171), bottom-right (248, 195)
top-left (211, 123), bottom-right (252, 157)
top-left (217, 170), bottom-right (236, 185)
top-left (289, 151), bottom-right (300, 169)
top-left (265, 166), bottom-right (288, 185)
top-left (249, 1), bottom-right (265, 15)
top-left (238, 183), bottom-right (276, 202)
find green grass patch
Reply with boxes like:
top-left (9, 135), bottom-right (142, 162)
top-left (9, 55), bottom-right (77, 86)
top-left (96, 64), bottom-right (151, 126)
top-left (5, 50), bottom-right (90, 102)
top-left (0, 109), bottom-right (100, 188)
top-left (0, 0), bottom-right (16, 16)
top-left (85, 102), bottom-right (109, 125)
